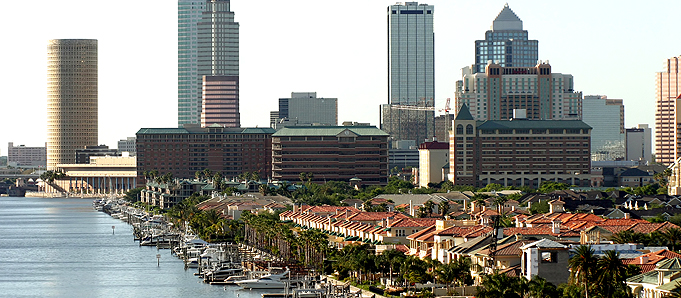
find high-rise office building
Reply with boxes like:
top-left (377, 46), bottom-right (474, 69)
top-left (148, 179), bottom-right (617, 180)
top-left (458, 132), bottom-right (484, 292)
top-left (655, 56), bottom-right (681, 165)
top-left (626, 124), bottom-right (652, 164)
top-left (47, 39), bottom-right (98, 170)
top-left (273, 92), bottom-right (338, 128)
top-left (178, 0), bottom-right (239, 126)
top-left (201, 76), bottom-right (240, 127)
top-left (582, 95), bottom-right (625, 161)
top-left (474, 4), bottom-right (538, 73)
top-left (455, 62), bottom-right (582, 121)
top-left (178, 1), bottom-right (206, 125)
top-left (382, 2), bottom-right (435, 148)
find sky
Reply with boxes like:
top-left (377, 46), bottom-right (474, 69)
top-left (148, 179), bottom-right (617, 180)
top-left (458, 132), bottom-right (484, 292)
top-left (0, 0), bottom-right (680, 154)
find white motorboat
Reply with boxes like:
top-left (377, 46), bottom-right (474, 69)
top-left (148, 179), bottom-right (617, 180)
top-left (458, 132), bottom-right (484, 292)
top-left (235, 269), bottom-right (290, 289)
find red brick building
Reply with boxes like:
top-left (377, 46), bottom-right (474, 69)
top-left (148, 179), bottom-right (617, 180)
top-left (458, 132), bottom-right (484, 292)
top-left (272, 126), bottom-right (389, 185)
top-left (450, 105), bottom-right (592, 188)
top-left (135, 125), bottom-right (275, 186)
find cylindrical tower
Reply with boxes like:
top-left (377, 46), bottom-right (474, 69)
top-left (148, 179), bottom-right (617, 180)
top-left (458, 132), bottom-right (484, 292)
top-left (47, 39), bottom-right (98, 170)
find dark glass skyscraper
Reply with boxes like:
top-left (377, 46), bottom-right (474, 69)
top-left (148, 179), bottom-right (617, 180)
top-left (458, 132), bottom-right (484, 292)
top-left (474, 4), bottom-right (538, 73)
top-left (178, 0), bottom-right (239, 126)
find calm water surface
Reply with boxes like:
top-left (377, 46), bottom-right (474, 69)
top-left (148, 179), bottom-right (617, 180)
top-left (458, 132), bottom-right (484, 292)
top-left (0, 196), bottom-right (272, 298)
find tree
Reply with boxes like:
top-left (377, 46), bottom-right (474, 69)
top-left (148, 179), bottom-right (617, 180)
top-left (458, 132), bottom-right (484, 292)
top-left (568, 245), bottom-right (598, 298)
top-left (529, 200), bottom-right (550, 214)
top-left (538, 181), bottom-right (570, 193)
top-left (439, 200), bottom-right (450, 217)
top-left (476, 273), bottom-right (527, 298)
top-left (596, 250), bottom-right (628, 297)
top-left (663, 228), bottom-right (681, 251)
top-left (527, 276), bottom-right (560, 298)
top-left (123, 187), bottom-right (143, 203)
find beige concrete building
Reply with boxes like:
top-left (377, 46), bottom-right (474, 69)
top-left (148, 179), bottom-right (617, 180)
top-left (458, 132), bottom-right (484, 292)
top-left (418, 141), bottom-right (449, 188)
top-left (47, 39), bottom-right (98, 170)
top-left (52, 155), bottom-right (137, 194)
top-left (655, 56), bottom-right (681, 166)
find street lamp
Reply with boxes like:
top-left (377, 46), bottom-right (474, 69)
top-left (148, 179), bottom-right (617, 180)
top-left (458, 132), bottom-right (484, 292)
top-left (156, 254), bottom-right (161, 267)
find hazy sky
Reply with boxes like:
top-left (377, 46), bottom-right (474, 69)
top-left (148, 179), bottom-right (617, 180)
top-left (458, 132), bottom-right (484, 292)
top-left (0, 0), bottom-right (679, 154)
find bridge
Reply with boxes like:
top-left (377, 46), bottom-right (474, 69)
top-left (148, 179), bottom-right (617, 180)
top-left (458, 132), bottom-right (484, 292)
top-left (0, 174), bottom-right (40, 180)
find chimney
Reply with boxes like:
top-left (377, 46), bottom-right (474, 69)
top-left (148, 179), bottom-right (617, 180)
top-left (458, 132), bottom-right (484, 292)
top-left (639, 255), bottom-right (649, 264)
top-left (552, 220), bottom-right (561, 234)
top-left (409, 200), bottom-right (413, 217)
top-left (387, 217), bottom-right (391, 227)
top-left (624, 213), bottom-right (630, 219)
top-left (293, 204), bottom-right (298, 213)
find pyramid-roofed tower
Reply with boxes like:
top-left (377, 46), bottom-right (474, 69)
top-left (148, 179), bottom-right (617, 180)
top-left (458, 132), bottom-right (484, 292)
top-left (492, 4), bottom-right (523, 30)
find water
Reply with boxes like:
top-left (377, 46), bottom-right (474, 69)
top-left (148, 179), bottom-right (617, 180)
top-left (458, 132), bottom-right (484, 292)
top-left (0, 196), bottom-right (272, 298)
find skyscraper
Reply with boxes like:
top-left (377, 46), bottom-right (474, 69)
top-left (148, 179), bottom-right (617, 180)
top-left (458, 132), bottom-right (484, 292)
top-left (474, 4), bottom-right (538, 73)
top-left (178, 1), bottom-right (206, 125)
top-left (46, 39), bottom-right (98, 170)
top-left (655, 56), bottom-right (681, 165)
top-left (382, 2), bottom-right (435, 148)
top-left (582, 95), bottom-right (625, 161)
top-left (178, 0), bottom-right (239, 126)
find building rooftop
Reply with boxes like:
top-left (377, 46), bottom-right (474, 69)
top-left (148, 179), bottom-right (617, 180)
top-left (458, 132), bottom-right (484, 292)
top-left (477, 120), bottom-right (592, 130)
top-left (272, 126), bottom-right (388, 137)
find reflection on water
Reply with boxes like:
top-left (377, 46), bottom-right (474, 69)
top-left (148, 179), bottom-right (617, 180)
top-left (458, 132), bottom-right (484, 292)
top-left (0, 197), bottom-right (264, 298)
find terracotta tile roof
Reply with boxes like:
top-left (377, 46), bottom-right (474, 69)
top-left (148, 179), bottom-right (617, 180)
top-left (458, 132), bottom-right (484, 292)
top-left (407, 225), bottom-right (436, 241)
top-left (303, 205), bottom-right (360, 214)
top-left (346, 212), bottom-right (409, 222)
top-left (629, 222), bottom-right (680, 234)
top-left (477, 209), bottom-right (501, 217)
top-left (479, 240), bottom-right (533, 256)
top-left (388, 218), bottom-right (438, 228)
top-left (622, 249), bottom-right (681, 273)
top-left (503, 227), bottom-right (580, 237)
top-left (435, 225), bottom-right (490, 237)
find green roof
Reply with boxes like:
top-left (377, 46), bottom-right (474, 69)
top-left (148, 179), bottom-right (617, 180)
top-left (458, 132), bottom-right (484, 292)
top-left (273, 126), bottom-right (389, 137)
top-left (136, 127), bottom-right (275, 135)
top-left (455, 104), bottom-right (474, 121)
top-left (477, 120), bottom-right (592, 130)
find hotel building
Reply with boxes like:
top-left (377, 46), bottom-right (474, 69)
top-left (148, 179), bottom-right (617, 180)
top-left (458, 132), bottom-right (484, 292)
top-left (450, 105), bottom-right (591, 187)
top-left (455, 62), bottom-right (582, 122)
top-left (135, 125), bottom-right (274, 187)
top-left (272, 126), bottom-right (389, 185)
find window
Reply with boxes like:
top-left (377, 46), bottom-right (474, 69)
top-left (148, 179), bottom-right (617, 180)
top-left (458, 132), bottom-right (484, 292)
top-left (541, 251), bottom-right (557, 263)
top-left (456, 125), bottom-right (464, 135)
top-left (466, 124), bottom-right (474, 135)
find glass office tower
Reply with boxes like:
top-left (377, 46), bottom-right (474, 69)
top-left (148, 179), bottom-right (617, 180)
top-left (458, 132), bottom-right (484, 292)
top-left (382, 2), bottom-right (435, 148)
top-left (474, 4), bottom-right (538, 73)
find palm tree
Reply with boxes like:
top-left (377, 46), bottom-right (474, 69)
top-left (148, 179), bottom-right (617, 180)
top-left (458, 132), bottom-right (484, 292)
top-left (611, 230), bottom-right (647, 244)
top-left (476, 273), bottom-right (527, 298)
top-left (527, 276), bottom-right (559, 298)
top-left (663, 228), bottom-right (681, 251)
top-left (596, 250), bottom-right (628, 297)
top-left (439, 201), bottom-right (450, 217)
top-left (568, 245), bottom-right (599, 298)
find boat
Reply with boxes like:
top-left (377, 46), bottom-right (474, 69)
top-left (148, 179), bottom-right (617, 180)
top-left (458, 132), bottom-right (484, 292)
top-left (235, 268), bottom-right (290, 289)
